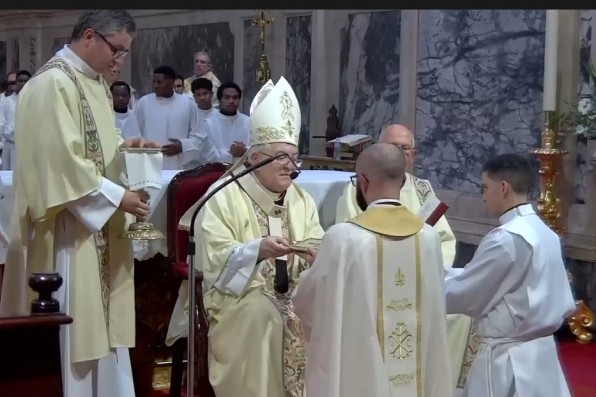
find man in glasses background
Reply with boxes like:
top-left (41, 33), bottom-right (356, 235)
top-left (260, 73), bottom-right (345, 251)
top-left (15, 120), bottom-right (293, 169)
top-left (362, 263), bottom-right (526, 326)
top-left (0, 10), bottom-right (159, 397)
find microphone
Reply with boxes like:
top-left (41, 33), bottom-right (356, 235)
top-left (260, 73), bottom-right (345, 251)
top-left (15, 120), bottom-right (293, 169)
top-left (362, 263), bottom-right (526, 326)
top-left (288, 157), bottom-right (301, 180)
top-left (185, 152), bottom-right (288, 397)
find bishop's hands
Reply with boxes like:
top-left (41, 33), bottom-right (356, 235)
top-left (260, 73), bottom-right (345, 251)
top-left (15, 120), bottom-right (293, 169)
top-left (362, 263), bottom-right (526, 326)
top-left (257, 236), bottom-right (318, 265)
top-left (258, 236), bottom-right (292, 262)
top-left (119, 190), bottom-right (150, 220)
top-left (229, 141), bottom-right (247, 158)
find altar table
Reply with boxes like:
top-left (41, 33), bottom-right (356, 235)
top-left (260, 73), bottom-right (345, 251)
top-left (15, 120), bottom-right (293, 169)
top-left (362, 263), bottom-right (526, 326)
top-left (0, 169), bottom-right (352, 261)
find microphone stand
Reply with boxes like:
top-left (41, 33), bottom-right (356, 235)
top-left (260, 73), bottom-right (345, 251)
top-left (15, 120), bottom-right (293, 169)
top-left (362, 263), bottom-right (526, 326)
top-left (186, 153), bottom-right (287, 397)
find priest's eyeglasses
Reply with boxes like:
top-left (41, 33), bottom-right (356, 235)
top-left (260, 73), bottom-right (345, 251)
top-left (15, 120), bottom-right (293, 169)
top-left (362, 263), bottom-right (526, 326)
top-left (94, 31), bottom-right (129, 60)
top-left (260, 152), bottom-right (302, 168)
top-left (350, 175), bottom-right (358, 186)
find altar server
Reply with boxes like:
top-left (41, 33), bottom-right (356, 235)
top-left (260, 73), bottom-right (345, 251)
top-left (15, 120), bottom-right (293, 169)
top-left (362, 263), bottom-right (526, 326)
top-left (445, 153), bottom-right (575, 397)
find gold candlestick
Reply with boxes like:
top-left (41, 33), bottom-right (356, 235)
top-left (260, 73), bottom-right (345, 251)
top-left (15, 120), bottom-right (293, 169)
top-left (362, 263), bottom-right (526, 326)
top-left (251, 9), bottom-right (274, 84)
top-left (529, 111), bottom-right (593, 344)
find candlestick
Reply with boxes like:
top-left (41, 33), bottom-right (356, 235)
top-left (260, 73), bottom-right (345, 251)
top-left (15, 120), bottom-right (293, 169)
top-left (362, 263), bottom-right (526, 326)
top-left (543, 10), bottom-right (559, 111)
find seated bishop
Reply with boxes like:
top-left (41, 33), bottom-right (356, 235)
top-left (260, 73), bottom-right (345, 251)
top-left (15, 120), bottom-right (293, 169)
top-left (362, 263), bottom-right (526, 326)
top-left (166, 76), bottom-right (324, 397)
top-left (335, 124), bottom-right (474, 390)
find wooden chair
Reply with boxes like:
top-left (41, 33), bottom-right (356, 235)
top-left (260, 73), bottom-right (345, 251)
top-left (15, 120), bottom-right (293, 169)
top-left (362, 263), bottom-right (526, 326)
top-left (166, 163), bottom-right (227, 397)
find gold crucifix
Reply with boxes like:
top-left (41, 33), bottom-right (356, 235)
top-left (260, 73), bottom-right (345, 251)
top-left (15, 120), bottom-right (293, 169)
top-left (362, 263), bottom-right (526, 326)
top-left (252, 9), bottom-right (274, 53)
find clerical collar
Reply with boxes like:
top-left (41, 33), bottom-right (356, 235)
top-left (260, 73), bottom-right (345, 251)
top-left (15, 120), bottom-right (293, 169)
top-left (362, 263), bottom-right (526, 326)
top-left (499, 203), bottom-right (534, 225)
top-left (367, 198), bottom-right (402, 209)
top-left (59, 45), bottom-right (100, 80)
top-left (232, 164), bottom-right (288, 215)
top-left (114, 110), bottom-right (129, 117)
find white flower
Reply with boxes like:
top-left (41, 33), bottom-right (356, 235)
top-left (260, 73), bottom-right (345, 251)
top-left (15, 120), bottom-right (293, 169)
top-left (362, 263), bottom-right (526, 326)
top-left (578, 98), bottom-right (592, 115)
top-left (576, 124), bottom-right (587, 135)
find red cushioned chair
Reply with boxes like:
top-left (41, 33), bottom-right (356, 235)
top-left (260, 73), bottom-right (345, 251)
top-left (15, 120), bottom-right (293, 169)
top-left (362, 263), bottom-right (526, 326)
top-left (167, 162), bottom-right (228, 397)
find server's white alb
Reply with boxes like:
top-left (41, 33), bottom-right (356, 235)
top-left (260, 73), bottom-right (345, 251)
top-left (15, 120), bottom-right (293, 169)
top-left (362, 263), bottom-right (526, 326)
top-left (445, 203), bottom-right (575, 397)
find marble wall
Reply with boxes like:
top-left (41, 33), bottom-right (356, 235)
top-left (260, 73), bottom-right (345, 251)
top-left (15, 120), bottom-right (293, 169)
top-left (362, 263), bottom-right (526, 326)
top-left (339, 10), bottom-right (401, 140)
top-left (242, 19), bottom-right (261, 115)
top-left (51, 37), bottom-right (70, 58)
top-left (416, 10), bottom-right (545, 194)
top-left (574, 11), bottom-right (593, 204)
top-left (286, 15), bottom-right (312, 154)
top-left (131, 23), bottom-right (234, 97)
top-left (9, 39), bottom-right (18, 72)
top-left (0, 41), bottom-right (6, 81)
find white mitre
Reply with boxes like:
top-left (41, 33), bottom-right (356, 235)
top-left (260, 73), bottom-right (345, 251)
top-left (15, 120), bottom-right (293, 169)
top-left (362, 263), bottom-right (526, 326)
top-left (249, 75), bottom-right (301, 148)
top-left (177, 77), bottom-right (302, 231)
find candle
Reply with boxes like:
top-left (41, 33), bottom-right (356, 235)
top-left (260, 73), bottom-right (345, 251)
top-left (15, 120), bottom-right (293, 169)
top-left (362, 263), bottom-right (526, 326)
top-left (543, 10), bottom-right (559, 111)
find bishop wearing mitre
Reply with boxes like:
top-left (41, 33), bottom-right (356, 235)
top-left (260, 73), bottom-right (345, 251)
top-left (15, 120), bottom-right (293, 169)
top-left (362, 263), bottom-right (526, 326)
top-left (166, 76), bottom-right (324, 397)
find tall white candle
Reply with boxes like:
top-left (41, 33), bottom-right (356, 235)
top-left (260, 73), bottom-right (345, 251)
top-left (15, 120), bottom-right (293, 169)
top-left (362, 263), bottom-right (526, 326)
top-left (543, 10), bottom-right (559, 111)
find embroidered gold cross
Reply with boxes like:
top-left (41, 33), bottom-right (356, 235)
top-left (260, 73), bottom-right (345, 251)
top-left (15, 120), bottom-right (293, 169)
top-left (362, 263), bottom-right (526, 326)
top-left (388, 322), bottom-right (413, 360)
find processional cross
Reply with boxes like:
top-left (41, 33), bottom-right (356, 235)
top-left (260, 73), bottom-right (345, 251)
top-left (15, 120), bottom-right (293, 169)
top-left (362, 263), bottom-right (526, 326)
top-left (251, 9), bottom-right (274, 83)
top-left (252, 9), bottom-right (274, 53)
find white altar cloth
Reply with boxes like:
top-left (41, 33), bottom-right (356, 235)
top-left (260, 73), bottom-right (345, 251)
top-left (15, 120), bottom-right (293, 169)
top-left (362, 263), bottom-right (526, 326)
top-left (0, 169), bottom-right (352, 261)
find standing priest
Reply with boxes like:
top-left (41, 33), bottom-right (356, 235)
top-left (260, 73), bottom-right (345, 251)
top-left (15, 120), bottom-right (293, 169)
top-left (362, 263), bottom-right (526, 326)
top-left (0, 9), bottom-right (158, 397)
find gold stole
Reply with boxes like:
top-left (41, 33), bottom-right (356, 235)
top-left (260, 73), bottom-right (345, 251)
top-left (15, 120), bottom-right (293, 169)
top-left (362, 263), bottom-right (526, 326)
top-left (233, 170), bottom-right (306, 397)
top-left (349, 206), bottom-right (424, 393)
top-left (34, 58), bottom-right (112, 325)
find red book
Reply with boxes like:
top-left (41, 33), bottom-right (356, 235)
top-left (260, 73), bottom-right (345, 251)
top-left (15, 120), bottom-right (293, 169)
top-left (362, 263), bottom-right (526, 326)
top-left (417, 193), bottom-right (449, 226)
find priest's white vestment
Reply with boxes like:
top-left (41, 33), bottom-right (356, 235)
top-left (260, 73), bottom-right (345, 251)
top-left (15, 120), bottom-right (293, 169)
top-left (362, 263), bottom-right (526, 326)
top-left (0, 45), bottom-right (136, 397)
top-left (294, 200), bottom-right (453, 397)
top-left (445, 203), bottom-right (575, 397)
top-left (167, 76), bottom-right (323, 397)
top-left (336, 174), bottom-right (472, 388)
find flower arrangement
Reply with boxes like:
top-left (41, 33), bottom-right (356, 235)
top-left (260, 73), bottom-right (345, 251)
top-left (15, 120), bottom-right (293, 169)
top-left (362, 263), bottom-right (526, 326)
top-left (559, 62), bottom-right (596, 139)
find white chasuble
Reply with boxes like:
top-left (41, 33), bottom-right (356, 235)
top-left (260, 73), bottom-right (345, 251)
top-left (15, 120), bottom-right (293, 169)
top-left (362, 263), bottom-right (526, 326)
top-left (293, 203), bottom-right (453, 397)
top-left (0, 47), bottom-right (135, 397)
top-left (166, 164), bottom-right (324, 397)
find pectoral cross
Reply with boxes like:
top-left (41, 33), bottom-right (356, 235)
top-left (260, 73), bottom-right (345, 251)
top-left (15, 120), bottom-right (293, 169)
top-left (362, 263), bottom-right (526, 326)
top-left (252, 9), bottom-right (274, 53)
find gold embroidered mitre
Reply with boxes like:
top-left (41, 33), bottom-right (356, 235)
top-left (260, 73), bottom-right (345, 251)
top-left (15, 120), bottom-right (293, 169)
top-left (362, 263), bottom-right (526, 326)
top-left (249, 76), bottom-right (301, 147)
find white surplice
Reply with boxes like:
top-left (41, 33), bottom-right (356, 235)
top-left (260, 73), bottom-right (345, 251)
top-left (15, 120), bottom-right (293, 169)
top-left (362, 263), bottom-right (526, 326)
top-left (445, 203), bottom-right (575, 397)
top-left (134, 92), bottom-right (214, 170)
top-left (0, 92), bottom-right (18, 170)
top-left (197, 106), bottom-right (217, 128)
top-left (203, 111), bottom-right (251, 164)
top-left (114, 110), bottom-right (142, 140)
top-left (293, 200), bottom-right (453, 397)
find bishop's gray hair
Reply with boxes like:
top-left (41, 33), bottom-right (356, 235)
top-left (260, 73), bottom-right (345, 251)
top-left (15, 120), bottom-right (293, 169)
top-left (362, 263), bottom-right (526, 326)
top-left (71, 10), bottom-right (136, 40)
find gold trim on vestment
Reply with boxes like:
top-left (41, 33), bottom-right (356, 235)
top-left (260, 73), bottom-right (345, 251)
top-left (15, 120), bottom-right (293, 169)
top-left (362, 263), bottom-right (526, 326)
top-left (415, 233), bottom-right (422, 395)
top-left (35, 58), bottom-right (112, 328)
top-left (376, 234), bottom-right (384, 356)
top-left (349, 206), bottom-right (423, 238)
